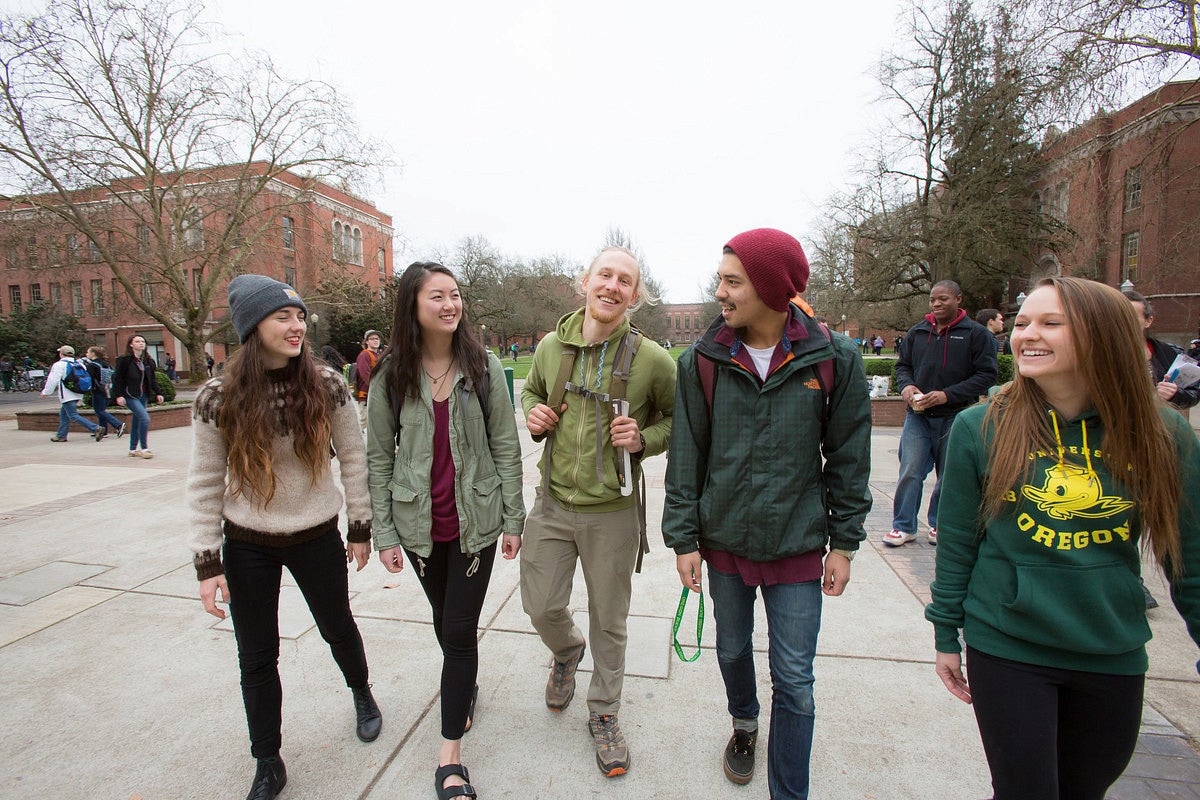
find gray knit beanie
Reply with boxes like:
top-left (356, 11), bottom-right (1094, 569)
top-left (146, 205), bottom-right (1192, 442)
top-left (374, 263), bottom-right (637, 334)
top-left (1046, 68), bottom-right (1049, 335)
top-left (228, 275), bottom-right (307, 343)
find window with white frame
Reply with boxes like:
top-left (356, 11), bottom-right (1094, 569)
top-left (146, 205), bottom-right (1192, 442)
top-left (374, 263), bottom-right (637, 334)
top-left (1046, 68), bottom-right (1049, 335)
top-left (8, 284), bottom-right (21, 312)
top-left (282, 216), bottom-right (295, 250)
top-left (70, 281), bottom-right (83, 315)
top-left (30, 283), bottom-right (42, 304)
top-left (50, 282), bottom-right (61, 309)
top-left (1124, 166), bottom-right (1142, 211)
top-left (91, 279), bottom-right (105, 315)
top-left (182, 208), bottom-right (203, 249)
top-left (1121, 231), bottom-right (1140, 283)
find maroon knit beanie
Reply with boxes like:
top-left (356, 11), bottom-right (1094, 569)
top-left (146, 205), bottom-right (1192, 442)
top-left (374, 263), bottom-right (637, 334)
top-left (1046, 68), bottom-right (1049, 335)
top-left (724, 228), bottom-right (810, 312)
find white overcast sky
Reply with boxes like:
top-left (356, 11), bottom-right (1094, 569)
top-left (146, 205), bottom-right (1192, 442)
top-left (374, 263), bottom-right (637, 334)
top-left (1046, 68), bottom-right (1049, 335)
top-left (208, 1), bottom-right (904, 302)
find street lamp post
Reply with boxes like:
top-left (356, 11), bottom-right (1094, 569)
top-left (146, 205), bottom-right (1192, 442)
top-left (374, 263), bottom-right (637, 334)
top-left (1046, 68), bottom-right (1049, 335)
top-left (841, 314), bottom-right (847, 335)
top-left (1120, 278), bottom-right (1134, 293)
top-left (309, 313), bottom-right (319, 348)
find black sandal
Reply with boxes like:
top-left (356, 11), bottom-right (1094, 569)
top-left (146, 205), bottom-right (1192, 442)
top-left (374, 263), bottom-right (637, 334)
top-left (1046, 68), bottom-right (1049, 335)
top-left (435, 763), bottom-right (477, 800)
top-left (463, 683), bottom-right (479, 733)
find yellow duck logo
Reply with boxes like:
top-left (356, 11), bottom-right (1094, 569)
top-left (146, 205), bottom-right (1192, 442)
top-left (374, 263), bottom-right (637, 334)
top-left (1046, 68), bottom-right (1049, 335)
top-left (1022, 464), bottom-right (1134, 520)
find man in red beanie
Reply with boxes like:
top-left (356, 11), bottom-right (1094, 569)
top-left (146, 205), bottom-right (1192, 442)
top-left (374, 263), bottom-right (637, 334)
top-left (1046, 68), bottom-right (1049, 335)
top-left (663, 228), bottom-right (872, 799)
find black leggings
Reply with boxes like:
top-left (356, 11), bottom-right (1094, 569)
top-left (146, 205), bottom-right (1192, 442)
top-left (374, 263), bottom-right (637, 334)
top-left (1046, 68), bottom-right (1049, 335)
top-left (404, 541), bottom-right (497, 741)
top-left (966, 645), bottom-right (1144, 800)
top-left (224, 528), bottom-right (369, 759)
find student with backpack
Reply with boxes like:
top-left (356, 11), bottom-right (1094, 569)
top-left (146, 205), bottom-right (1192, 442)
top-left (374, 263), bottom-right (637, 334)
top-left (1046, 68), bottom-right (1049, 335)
top-left (520, 246), bottom-right (676, 778)
top-left (41, 344), bottom-right (104, 443)
top-left (111, 335), bottom-right (164, 459)
top-left (188, 275), bottom-right (381, 800)
top-left (365, 262), bottom-right (525, 800)
top-left (663, 229), bottom-right (872, 799)
top-left (83, 346), bottom-right (125, 438)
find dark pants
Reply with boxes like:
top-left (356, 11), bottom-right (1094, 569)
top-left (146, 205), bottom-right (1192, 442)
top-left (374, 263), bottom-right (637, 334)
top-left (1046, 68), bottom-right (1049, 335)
top-left (92, 392), bottom-right (123, 432)
top-left (404, 541), bottom-right (496, 740)
top-left (966, 646), bottom-right (1144, 800)
top-left (224, 528), bottom-right (369, 759)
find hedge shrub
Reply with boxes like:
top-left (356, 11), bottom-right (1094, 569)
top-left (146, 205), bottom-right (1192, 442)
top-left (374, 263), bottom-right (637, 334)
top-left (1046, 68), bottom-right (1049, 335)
top-left (860, 354), bottom-right (1014, 394)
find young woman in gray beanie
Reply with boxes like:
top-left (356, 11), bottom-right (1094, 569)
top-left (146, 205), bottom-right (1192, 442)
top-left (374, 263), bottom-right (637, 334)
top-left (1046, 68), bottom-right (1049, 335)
top-left (187, 274), bottom-right (382, 800)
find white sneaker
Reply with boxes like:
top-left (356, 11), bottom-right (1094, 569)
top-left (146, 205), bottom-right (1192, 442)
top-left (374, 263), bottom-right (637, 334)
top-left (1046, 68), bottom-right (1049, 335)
top-left (928, 528), bottom-right (937, 545)
top-left (138, 449), bottom-right (154, 459)
top-left (883, 529), bottom-right (917, 547)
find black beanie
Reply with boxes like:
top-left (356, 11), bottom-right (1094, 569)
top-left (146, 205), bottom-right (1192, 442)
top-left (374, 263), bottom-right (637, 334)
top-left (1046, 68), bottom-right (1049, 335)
top-left (724, 228), bottom-right (810, 312)
top-left (228, 275), bottom-right (307, 343)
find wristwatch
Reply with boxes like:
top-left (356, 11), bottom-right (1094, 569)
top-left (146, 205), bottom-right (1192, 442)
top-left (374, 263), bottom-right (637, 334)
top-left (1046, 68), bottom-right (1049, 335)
top-left (830, 548), bottom-right (856, 561)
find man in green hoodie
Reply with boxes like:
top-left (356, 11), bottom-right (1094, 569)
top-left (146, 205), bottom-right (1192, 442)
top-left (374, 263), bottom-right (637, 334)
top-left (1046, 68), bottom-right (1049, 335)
top-left (520, 245), bottom-right (676, 778)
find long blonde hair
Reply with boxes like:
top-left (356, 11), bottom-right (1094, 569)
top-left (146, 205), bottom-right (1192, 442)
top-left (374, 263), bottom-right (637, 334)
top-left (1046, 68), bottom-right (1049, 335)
top-left (981, 276), bottom-right (1183, 574)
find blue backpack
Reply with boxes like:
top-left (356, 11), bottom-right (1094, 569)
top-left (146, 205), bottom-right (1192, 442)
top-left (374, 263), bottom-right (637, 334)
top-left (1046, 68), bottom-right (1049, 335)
top-left (62, 359), bottom-right (93, 393)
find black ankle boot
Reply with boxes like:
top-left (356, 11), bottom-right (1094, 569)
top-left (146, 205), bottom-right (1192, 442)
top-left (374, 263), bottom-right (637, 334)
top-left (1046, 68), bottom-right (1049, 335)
top-left (352, 685), bottom-right (382, 742)
top-left (245, 755), bottom-right (286, 800)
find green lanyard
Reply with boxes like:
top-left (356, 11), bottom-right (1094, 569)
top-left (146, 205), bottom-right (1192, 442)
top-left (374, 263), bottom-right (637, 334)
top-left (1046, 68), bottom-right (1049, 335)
top-left (672, 587), bottom-right (704, 662)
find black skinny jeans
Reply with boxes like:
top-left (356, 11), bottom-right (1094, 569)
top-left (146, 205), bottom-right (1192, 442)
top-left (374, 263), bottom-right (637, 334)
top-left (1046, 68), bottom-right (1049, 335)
top-left (404, 540), bottom-right (497, 741)
top-left (224, 528), bottom-right (369, 759)
top-left (966, 645), bottom-right (1144, 800)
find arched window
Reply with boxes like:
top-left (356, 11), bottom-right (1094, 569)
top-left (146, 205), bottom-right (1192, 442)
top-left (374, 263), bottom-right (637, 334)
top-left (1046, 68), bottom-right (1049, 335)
top-left (353, 228), bottom-right (363, 264)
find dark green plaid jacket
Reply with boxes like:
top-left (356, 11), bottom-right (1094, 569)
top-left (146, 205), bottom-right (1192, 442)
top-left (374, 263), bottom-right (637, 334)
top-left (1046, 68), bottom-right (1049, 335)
top-left (663, 307), bottom-right (872, 560)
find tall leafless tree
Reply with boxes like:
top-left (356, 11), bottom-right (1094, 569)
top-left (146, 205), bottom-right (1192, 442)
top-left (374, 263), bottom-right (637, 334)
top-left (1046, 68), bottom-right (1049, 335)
top-left (0, 0), bottom-right (387, 375)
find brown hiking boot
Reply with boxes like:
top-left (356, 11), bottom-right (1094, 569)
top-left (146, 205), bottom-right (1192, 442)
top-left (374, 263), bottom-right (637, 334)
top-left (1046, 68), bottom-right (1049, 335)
top-left (545, 642), bottom-right (585, 711)
top-left (587, 713), bottom-right (630, 777)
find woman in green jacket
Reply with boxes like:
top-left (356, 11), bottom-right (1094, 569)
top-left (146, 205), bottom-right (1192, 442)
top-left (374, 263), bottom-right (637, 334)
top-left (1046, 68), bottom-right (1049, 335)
top-left (365, 262), bottom-right (525, 800)
top-left (926, 276), bottom-right (1200, 800)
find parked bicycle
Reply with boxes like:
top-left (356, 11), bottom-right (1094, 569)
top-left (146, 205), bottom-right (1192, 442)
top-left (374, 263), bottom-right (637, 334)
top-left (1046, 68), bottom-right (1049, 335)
top-left (14, 368), bottom-right (46, 392)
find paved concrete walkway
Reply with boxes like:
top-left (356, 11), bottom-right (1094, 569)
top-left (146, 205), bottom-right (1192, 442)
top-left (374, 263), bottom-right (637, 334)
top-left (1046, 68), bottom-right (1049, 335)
top-left (0, 387), bottom-right (1196, 799)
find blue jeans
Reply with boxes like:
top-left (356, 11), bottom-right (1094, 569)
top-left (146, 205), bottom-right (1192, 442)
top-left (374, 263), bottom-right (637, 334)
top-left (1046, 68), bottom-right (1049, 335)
top-left (124, 394), bottom-right (150, 450)
top-left (91, 392), bottom-right (123, 433)
top-left (57, 400), bottom-right (99, 438)
top-left (891, 411), bottom-right (956, 533)
top-left (709, 566), bottom-right (822, 800)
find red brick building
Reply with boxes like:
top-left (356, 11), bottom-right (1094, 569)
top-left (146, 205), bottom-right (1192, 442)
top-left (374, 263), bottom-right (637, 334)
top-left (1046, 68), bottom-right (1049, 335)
top-left (1, 164), bottom-right (393, 373)
top-left (1030, 80), bottom-right (1200, 342)
top-left (662, 302), bottom-right (711, 346)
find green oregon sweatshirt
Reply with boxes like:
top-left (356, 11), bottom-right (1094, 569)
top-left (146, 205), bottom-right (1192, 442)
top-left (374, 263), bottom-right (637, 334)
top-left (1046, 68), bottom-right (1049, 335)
top-left (926, 402), bottom-right (1200, 675)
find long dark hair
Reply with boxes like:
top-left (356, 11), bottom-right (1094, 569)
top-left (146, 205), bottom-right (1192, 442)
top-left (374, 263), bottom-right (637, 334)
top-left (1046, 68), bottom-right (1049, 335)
top-left (215, 332), bottom-right (335, 507)
top-left (380, 262), bottom-right (488, 432)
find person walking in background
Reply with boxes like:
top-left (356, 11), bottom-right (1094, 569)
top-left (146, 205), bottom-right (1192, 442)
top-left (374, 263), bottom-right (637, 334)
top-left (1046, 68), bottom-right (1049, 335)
top-left (164, 352), bottom-right (177, 381)
top-left (1123, 290), bottom-right (1200, 411)
top-left (111, 335), bottom-right (164, 458)
top-left (355, 330), bottom-right (382, 429)
top-left (975, 308), bottom-right (1011, 355)
top-left (884, 281), bottom-right (997, 547)
top-left (873, 334), bottom-right (884, 355)
top-left (206, 353), bottom-right (214, 377)
top-left (320, 344), bottom-right (348, 373)
top-left (1189, 338), bottom-right (1200, 360)
top-left (83, 346), bottom-right (125, 438)
top-left (927, 277), bottom-right (1200, 800)
top-left (520, 245), bottom-right (676, 778)
top-left (0, 354), bottom-right (13, 392)
top-left (41, 344), bottom-right (104, 443)
top-left (664, 228), bottom-right (872, 799)
top-left (366, 262), bottom-right (526, 800)
top-left (188, 275), bottom-right (380, 800)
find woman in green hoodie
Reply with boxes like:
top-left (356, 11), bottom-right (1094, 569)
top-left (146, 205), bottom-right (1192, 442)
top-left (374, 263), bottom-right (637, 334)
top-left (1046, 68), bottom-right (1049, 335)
top-left (926, 276), bottom-right (1200, 800)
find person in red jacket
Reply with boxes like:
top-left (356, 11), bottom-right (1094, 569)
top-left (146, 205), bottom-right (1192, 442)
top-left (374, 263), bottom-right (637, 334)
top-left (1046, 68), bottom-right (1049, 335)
top-left (355, 329), bottom-right (381, 429)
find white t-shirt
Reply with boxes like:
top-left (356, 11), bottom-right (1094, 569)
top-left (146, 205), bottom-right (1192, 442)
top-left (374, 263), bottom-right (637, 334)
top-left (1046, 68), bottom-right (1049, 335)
top-left (743, 343), bottom-right (775, 381)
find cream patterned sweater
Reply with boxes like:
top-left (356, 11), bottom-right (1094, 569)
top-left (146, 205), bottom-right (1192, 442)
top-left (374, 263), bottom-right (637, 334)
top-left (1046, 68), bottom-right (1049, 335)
top-left (187, 366), bottom-right (371, 580)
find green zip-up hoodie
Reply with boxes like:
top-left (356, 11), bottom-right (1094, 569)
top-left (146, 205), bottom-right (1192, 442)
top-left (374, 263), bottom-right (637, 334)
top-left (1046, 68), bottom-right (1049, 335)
top-left (521, 309), bottom-right (676, 512)
top-left (926, 402), bottom-right (1200, 675)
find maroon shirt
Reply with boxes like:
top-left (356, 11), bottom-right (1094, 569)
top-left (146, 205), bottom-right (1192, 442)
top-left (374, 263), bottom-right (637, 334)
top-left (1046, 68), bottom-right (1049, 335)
top-left (430, 399), bottom-right (460, 542)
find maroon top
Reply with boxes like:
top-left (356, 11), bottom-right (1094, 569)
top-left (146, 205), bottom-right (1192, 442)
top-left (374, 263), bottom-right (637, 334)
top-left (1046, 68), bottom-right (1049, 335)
top-left (430, 399), bottom-right (460, 542)
top-left (701, 547), bottom-right (824, 587)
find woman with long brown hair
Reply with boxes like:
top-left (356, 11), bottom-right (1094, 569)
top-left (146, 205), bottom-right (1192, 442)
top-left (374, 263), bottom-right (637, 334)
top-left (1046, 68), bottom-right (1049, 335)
top-left (366, 262), bottom-right (525, 800)
top-left (926, 276), bottom-right (1200, 799)
top-left (187, 275), bottom-right (381, 800)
